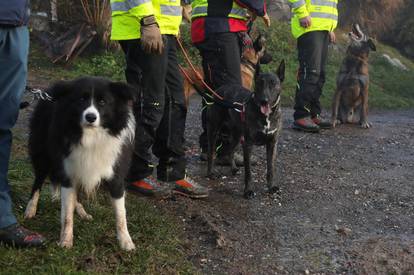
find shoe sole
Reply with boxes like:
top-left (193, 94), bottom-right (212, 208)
top-left (292, 124), bottom-right (320, 133)
top-left (127, 186), bottom-right (171, 199)
top-left (173, 190), bottom-right (209, 199)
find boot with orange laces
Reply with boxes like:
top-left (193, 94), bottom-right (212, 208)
top-left (128, 176), bottom-right (172, 198)
top-left (312, 114), bottom-right (333, 129)
top-left (173, 176), bottom-right (209, 199)
top-left (293, 117), bottom-right (320, 132)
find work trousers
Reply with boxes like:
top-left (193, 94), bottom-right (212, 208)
top-left (0, 26), bottom-right (29, 228)
top-left (294, 31), bottom-right (329, 120)
top-left (195, 32), bottom-right (242, 154)
top-left (120, 35), bottom-right (187, 182)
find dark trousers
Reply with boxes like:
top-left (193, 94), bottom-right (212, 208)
top-left (0, 26), bottom-right (29, 228)
top-left (120, 35), bottom-right (187, 182)
top-left (195, 32), bottom-right (242, 154)
top-left (294, 31), bottom-right (329, 120)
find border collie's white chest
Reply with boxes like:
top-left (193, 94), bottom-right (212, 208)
top-left (63, 116), bottom-right (135, 196)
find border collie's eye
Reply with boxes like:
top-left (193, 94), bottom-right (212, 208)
top-left (80, 95), bottom-right (88, 101)
top-left (98, 99), bottom-right (106, 106)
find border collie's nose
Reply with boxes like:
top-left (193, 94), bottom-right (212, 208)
top-left (85, 113), bottom-right (97, 123)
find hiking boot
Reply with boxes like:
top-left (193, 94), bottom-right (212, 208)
top-left (173, 177), bottom-right (209, 199)
top-left (312, 115), bottom-right (333, 129)
top-left (127, 176), bottom-right (172, 198)
top-left (0, 223), bottom-right (45, 248)
top-left (293, 117), bottom-right (320, 133)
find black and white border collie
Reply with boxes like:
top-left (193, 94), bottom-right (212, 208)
top-left (24, 77), bottom-right (136, 251)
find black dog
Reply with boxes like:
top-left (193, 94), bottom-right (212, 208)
top-left (206, 61), bottom-right (285, 199)
top-left (24, 77), bottom-right (137, 250)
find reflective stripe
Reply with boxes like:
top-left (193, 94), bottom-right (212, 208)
top-left (192, 6), bottom-right (245, 18)
top-left (289, 0), bottom-right (306, 9)
top-left (230, 8), bottom-right (246, 17)
top-left (310, 12), bottom-right (338, 20)
top-left (111, 0), bottom-right (150, 12)
top-left (160, 5), bottom-right (181, 16)
top-left (192, 6), bottom-right (207, 16)
top-left (311, 0), bottom-right (337, 8)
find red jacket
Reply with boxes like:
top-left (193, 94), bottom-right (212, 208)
top-left (191, 0), bottom-right (266, 44)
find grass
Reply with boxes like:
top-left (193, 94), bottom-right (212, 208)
top-left (3, 20), bottom-right (413, 274)
top-left (1, 134), bottom-right (195, 274)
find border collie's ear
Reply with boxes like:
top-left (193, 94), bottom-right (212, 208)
top-left (277, 60), bottom-right (286, 83)
top-left (48, 80), bottom-right (73, 100)
top-left (110, 82), bottom-right (136, 102)
top-left (253, 33), bottom-right (265, 53)
top-left (367, 38), bottom-right (376, 51)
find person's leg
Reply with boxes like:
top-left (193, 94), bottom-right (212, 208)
top-left (0, 27), bottom-right (29, 229)
top-left (119, 39), bottom-right (171, 197)
top-left (119, 39), bottom-right (168, 182)
top-left (196, 32), bottom-right (242, 156)
top-left (293, 31), bottom-right (325, 131)
top-left (0, 26), bottom-right (45, 247)
top-left (153, 36), bottom-right (208, 198)
top-left (153, 35), bottom-right (187, 182)
top-left (311, 31), bottom-right (330, 118)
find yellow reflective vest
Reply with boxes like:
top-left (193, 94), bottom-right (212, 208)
top-left (191, 0), bottom-right (248, 21)
top-left (289, 0), bottom-right (338, 39)
top-left (110, 0), bottom-right (182, 40)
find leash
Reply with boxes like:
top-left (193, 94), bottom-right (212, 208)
top-left (176, 37), bottom-right (246, 111)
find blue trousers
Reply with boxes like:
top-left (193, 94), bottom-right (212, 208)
top-left (0, 26), bottom-right (29, 229)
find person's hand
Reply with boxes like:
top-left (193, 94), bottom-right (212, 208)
top-left (329, 31), bottom-right (336, 44)
top-left (262, 12), bottom-right (271, 27)
top-left (181, 4), bottom-right (192, 23)
top-left (140, 15), bottom-right (164, 54)
top-left (299, 16), bottom-right (312, 28)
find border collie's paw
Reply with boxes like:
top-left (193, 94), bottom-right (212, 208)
top-left (75, 202), bottom-right (93, 221)
top-left (120, 239), bottom-right (136, 251)
top-left (59, 238), bottom-right (73, 248)
top-left (24, 203), bottom-right (37, 219)
top-left (243, 190), bottom-right (256, 199)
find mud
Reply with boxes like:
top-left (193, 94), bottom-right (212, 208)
top-left (161, 96), bottom-right (414, 274)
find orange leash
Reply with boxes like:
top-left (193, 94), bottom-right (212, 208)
top-left (176, 37), bottom-right (244, 108)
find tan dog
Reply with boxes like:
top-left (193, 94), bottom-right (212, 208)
top-left (332, 24), bottom-right (376, 128)
top-left (182, 35), bottom-right (272, 106)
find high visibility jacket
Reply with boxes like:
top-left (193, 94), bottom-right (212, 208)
top-left (190, 0), bottom-right (266, 43)
top-left (289, 0), bottom-right (338, 39)
top-left (110, 0), bottom-right (182, 40)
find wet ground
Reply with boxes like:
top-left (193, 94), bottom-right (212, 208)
top-left (19, 83), bottom-right (414, 274)
top-left (159, 96), bottom-right (414, 274)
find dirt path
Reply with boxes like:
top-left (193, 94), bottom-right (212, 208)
top-left (19, 81), bottom-right (414, 274)
top-left (160, 96), bottom-right (414, 274)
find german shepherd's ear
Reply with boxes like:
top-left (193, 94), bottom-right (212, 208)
top-left (276, 60), bottom-right (285, 83)
top-left (48, 80), bottom-right (73, 101)
top-left (110, 81), bottom-right (136, 102)
top-left (253, 33), bottom-right (266, 53)
top-left (259, 51), bottom-right (273, 65)
top-left (367, 38), bottom-right (376, 51)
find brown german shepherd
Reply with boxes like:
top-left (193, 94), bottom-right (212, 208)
top-left (181, 34), bottom-right (272, 106)
top-left (331, 24), bottom-right (376, 128)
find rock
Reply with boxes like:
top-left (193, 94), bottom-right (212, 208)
top-left (382, 54), bottom-right (409, 71)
